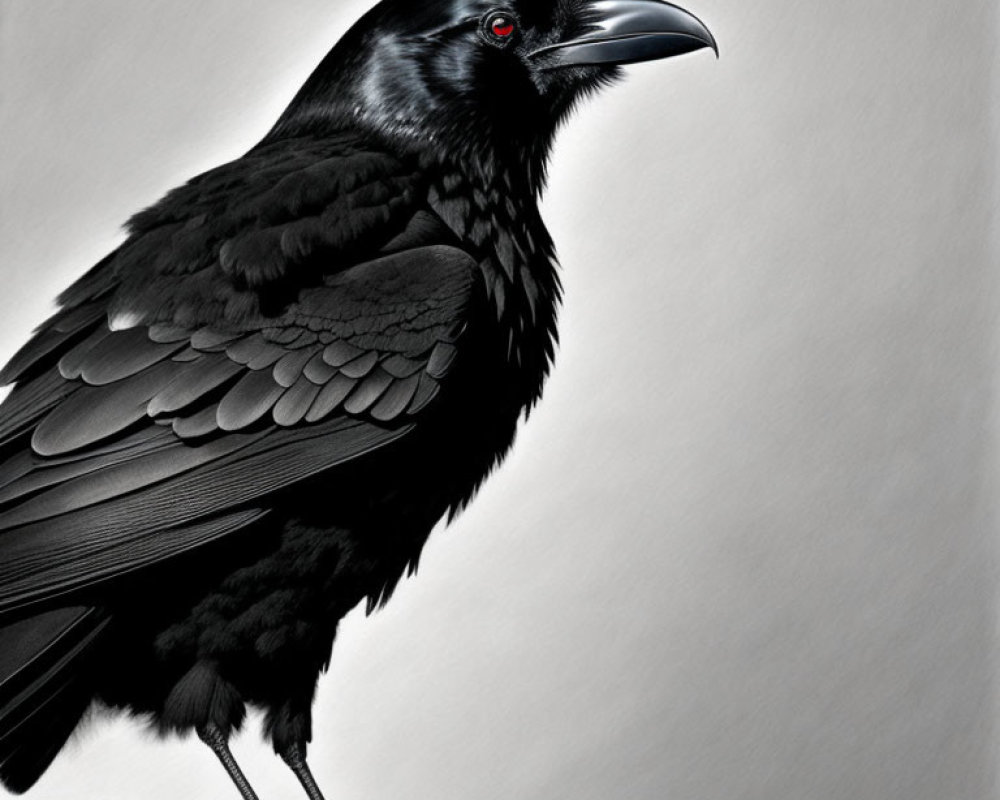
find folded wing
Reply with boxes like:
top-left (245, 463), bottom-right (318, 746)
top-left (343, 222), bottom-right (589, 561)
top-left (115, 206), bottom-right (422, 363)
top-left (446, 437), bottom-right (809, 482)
top-left (0, 132), bottom-right (480, 620)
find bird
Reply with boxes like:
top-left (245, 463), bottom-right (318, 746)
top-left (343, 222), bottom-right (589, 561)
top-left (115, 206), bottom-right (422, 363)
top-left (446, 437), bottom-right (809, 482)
top-left (0, 1), bottom-right (715, 797)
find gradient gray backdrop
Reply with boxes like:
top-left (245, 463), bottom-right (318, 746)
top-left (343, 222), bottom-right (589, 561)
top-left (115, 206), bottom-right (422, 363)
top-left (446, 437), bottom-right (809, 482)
top-left (1, 2), bottom-right (998, 799)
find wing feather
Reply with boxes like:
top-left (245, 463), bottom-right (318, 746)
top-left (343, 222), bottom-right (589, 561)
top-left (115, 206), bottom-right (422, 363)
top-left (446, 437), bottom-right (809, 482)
top-left (305, 375), bottom-right (358, 422)
top-left (0, 510), bottom-right (271, 616)
top-left (215, 370), bottom-right (287, 432)
top-left (0, 428), bottom-right (173, 508)
top-left (77, 328), bottom-right (185, 386)
top-left (147, 355), bottom-right (243, 416)
top-left (272, 348), bottom-right (318, 388)
top-left (371, 373), bottom-right (421, 422)
top-left (31, 362), bottom-right (177, 457)
top-left (303, 352), bottom-right (338, 384)
top-left (171, 406), bottom-right (221, 439)
top-left (0, 302), bottom-right (106, 387)
top-left (0, 134), bottom-right (483, 622)
top-left (57, 327), bottom-right (114, 381)
top-left (272, 377), bottom-right (322, 427)
top-left (0, 372), bottom-right (79, 450)
top-left (343, 368), bottom-right (394, 414)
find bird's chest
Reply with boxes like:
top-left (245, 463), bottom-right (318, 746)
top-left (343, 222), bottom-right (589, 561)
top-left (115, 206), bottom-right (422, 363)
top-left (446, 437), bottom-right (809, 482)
top-left (428, 172), bottom-right (560, 412)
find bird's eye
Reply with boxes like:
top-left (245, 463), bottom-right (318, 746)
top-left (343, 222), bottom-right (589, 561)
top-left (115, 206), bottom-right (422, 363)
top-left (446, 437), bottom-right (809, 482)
top-left (481, 10), bottom-right (519, 47)
top-left (492, 17), bottom-right (515, 37)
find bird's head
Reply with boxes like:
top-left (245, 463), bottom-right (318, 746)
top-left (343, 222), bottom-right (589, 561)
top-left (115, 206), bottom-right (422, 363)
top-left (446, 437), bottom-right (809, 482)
top-left (268, 0), bottom-right (715, 181)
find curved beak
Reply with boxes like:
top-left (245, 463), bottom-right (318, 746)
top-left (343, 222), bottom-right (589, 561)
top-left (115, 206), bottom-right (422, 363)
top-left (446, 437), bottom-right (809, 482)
top-left (531, 0), bottom-right (718, 69)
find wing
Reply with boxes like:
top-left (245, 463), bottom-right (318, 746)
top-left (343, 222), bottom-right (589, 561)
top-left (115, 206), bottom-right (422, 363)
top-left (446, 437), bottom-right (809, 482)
top-left (0, 133), bottom-right (480, 619)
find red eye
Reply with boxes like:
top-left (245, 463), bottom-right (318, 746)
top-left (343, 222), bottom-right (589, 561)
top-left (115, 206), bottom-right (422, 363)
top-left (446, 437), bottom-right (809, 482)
top-left (492, 17), bottom-right (515, 37)
top-left (481, 10), bottom-right (519, 46)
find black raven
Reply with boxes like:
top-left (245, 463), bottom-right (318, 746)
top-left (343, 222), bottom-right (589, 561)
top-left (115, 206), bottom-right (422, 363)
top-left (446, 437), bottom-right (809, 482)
top-left (0, 1), bottom-right (715, 797)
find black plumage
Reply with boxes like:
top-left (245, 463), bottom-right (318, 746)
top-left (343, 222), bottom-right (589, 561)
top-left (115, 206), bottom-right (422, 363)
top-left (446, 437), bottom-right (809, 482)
top-left (0, 0), bottom-right (715, 796)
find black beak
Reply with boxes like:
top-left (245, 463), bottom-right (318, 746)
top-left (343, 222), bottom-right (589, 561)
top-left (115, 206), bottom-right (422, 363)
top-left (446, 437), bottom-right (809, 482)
top-left (531, 0), bottom-right (717, 69)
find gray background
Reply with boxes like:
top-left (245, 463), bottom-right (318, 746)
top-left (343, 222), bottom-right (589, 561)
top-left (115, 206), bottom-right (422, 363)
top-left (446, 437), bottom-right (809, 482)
top-left (1, 1), bottom-right (998, 798)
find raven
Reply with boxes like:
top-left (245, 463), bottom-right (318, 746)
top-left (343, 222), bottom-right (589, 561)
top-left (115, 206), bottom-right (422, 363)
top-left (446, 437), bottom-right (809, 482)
top-left (0, 1), bottom-right (715, 797)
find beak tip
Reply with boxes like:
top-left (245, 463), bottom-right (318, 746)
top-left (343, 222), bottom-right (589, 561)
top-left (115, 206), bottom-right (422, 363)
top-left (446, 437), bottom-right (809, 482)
top-left (533, 1), bottom-right (719, 69)
top-left (707, 27), bottom-right (720, 58)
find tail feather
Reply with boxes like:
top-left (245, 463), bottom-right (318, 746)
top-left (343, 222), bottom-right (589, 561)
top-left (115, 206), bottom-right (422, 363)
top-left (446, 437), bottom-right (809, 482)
top-left (0, 607), bottom-right (109, 794)
top-left (0, 674), bottom-right (91, 794)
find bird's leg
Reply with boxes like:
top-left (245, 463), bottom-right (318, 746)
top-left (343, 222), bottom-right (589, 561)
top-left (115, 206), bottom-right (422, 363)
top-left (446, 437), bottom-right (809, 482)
top-left (197, 722), bottom-right (260, 800)
top-left (280, 741), bottom-right (327, 800)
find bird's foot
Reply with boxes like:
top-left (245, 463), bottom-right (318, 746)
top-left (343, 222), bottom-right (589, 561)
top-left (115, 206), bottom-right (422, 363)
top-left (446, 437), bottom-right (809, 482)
top-left (280, 741), bottom-right (327, 800)
top-left (197, 722), bottom-right (260, 800)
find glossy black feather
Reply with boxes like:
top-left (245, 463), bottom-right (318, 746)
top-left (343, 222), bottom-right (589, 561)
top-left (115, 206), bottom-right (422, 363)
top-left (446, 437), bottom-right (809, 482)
top-left (0, 413), bottom-right (419, 618)
top-left (0, 303), bottom-right (105, 387)
top-left (57, 327), bottom-right (114, 381)
top-left (343, 368), bottom-right (394, 414)
top-left (0, 435), bottom-right (254, 530)
top-left (171, 406), bottom-right (222, 440)
top-left (0, 608), bottom-right (94, 699)
top-left (426, 342), bottom-right (458, 380)
top-left (0, 609), bottom-right (108, 715)
top-left (370, 372), bottom-right (421, 422)
top-left (188, 328), bottom-right (241, 351)
top-left (305, 374), bottom-right (358, 422)
top-left (77, 328), bottom-right (184, 386)
top-left (31, 362), bottom-right (177, 457)
top-left (339, 352), bottom-right (379, 379)
top-left (302, 352), bottom-right (338, 384)
top-left (0, 511), bottom-right (271, 616)
top-left (215, 370), bottom-right (288, 431)
top-left (147, 355), bottom-right (243, 416)
top-left (0, 371), bottom-right (79, 452)
top-left (272, 349), bottom-right (316, 388)
top-left (323, 341), bottom-right (364, 367)
top-left (148, 324), bottom-right (191, 344)
top-left (408, 372), bottom-right (442, 415)
top-left (272, 378), bottom-right (323, 427)
top-left (0, 428), bottom-right (175, 508)
top-left (0, 608), bottom-right (109, 793)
